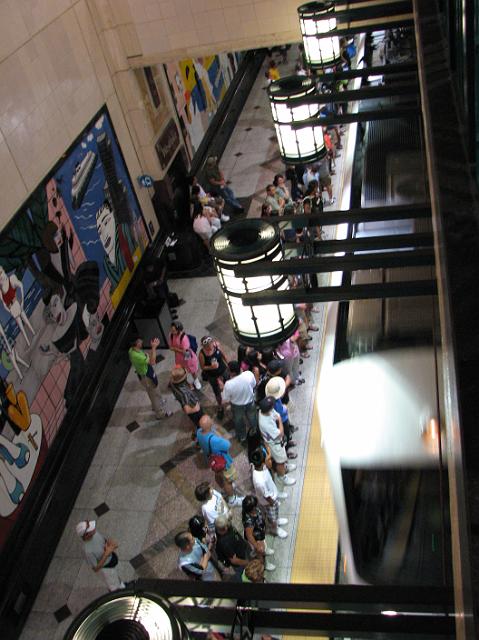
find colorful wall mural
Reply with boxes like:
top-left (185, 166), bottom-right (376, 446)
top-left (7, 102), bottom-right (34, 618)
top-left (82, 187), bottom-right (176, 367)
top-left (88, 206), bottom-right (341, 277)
top-left (0, 108), bottom-right (149, 549)
top-left (164, 52), bottom-right (242, 161)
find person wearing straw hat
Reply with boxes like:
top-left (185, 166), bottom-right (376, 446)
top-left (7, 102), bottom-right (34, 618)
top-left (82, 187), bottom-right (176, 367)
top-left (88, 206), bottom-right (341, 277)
top-left (265, 376), bottom-right (297, 460)
top-left (169, 366), bottom-right (204, 439)
top-left (258, 396), bottom-right (296, 487)
top-left (76, 520), bottom-right (125, 591)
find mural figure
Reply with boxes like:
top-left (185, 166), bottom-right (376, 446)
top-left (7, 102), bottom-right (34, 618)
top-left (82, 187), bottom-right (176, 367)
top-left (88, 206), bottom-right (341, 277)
top-left (0, 379), bottom-right (43, 517)
top-left (0, 267), bottom-right (36, 347)
top-left (96, 201), bottom-right (134, 292)
top-left (0, 323), bottom-right (29, 381)
top-left (165, 53), bottom-right (242, 158)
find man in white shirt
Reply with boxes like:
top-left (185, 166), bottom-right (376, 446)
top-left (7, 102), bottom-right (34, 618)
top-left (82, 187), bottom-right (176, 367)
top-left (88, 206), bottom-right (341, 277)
top-left (76, 520), bottom-right (125, 591)
top-left (250, 448), bottom-right (288, 538)
top-left (222, 360), bottom-right (257, 442)
top-left (258, 396), bottom-right (296, 487)
top-left (195, 481), bottom-right (231, 535)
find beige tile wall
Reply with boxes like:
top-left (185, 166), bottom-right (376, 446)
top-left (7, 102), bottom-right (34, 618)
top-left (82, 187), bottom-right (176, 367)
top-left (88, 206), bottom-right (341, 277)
top-left (0, 0), bottom-right (160, 234)
top-left (123, 0), bottom-right (301, 65)
top-left (0, 0), bottom-right (302, 233)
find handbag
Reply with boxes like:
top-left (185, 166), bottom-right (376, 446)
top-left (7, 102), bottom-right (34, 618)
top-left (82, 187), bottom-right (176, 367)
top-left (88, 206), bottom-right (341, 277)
top-left (207, 434), bottom-right (227, 472)
top-left (104, 551), bottom-right (118, 568)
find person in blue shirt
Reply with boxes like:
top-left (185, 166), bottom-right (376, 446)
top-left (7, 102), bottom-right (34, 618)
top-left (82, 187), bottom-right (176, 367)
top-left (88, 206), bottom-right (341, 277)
top-left (196, 414), bottom-right (243, 507)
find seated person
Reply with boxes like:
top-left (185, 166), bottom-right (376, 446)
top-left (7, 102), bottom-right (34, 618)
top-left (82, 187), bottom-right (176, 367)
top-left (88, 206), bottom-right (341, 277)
top-left (192, 201), bottom-right (221, 248)
top-left (205, 156), bottom-right (244, 213)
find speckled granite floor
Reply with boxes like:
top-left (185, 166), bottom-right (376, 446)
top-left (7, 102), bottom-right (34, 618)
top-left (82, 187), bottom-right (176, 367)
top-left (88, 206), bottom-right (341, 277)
top-left (19, 49), bottom-right (347, 639)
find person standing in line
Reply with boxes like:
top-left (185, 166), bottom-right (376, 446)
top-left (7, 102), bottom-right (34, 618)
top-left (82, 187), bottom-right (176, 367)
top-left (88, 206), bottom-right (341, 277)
top-left (221, 360), bottom-right (257, 442)
top-left (198, 336), bottom-right (230, 419)
top-left (76, 520), bottom-right (125, 591)
top-left (257, 396), bottom-right (296, 486)
top-left (195, 480), bottom-right (231, 535)
top-left (214, 514), bottom-right (252, 579)
top-left (168, 321), bottom-right (202, 390)
top-left (242, 494), bottom-right (276, 571)
top-left (174, 531), bottom-right (218, 581)
top-left (196, 414), bottom-right (243, 507)
top-left (250, 447), bottom-right (289, 539)
top-left (169, 366), bottom-right (204, 439)
top-left (128, 336), bottom-right (172, 419)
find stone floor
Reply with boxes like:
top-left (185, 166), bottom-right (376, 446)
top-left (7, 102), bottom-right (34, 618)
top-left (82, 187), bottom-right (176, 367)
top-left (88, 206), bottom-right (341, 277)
top-left (19, 48), bottom-right (349, 640)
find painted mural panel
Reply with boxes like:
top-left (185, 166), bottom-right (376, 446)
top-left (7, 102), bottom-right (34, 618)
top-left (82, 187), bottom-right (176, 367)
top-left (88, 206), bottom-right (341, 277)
top-left (0, 108), bottom-right (149, 549)
top-left (164, 52), bottom-right (242, 161)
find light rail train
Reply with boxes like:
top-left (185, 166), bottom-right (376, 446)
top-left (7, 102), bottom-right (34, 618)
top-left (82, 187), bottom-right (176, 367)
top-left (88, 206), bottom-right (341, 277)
top-left (316, 118), bottom-right (451, 586)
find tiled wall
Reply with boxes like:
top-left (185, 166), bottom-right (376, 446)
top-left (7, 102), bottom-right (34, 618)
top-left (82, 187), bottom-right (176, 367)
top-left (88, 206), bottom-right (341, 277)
top-left (115, 0), bottom-right (302, 63)
top-left (0, 0), bottom-right (159, 235)
top-left (0, 0), bottom-right (299, 236)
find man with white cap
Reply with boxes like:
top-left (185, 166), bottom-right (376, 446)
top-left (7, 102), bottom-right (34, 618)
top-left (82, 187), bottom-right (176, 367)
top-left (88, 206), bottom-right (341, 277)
top-left (265, 376), bottom-right (297, 460)
top-left (258, 396), bottom-right (296, 487)
top-left (76, 520), bottom-right (125, 591)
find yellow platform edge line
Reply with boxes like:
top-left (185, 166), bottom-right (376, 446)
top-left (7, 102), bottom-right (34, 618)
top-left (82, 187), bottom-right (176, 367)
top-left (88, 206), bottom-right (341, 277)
top-left (285, 311), bottom-right (339, 640)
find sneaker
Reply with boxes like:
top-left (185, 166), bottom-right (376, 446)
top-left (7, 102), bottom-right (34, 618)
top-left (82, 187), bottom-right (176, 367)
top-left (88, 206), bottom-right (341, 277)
top-left (289, 424), bottom-right (298, 433)
top-left (277, 490), bottom-right (288, 499)
top-left (281, 474), bottom-right (296, 486)
top-left (265, 547), bottom-right (275, 556)
top-left (265, 561), bottom-right (276, 571)
top-left (285, 440), bottom-right (297, 448)
top-left (221, 214), bottom-right (230, 222)
top-left (309, 325), bottom-right (319, 331)
top-left (227, 494), bottom-right (244, 508)
top-left (193, 378), bottom-right (202, 390)
top-left (157, 410), bottom-right (173, 419)
top-left (287, 451), bottom-right (298, 460)
top-left (278, 517), bottom-right (289, 526)
top-left (329, 197), bottom-right (336, 206)
top-left (276, 527), bottom-right (288, 539)
top-left (286, 462), bottom-right (297, 472)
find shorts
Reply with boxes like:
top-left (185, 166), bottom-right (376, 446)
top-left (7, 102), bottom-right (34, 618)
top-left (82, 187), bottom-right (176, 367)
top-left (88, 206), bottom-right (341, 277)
top-left (269, 440), bottom-right (288, 464)
top-left (263, 500), bottom-right (279, 524)
top-left (319, 175), bottom-right (331, 189)
top-left (223, 464), bottom-right (237, 483)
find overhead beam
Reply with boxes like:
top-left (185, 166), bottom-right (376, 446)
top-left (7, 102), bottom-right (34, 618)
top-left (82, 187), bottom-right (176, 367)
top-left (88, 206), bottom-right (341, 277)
top-left (315, 62), bottom-right (417, 81)
top-left (328, 1), bottom-right (412, 23)
top-left (175, 607), bottom-right (454, 638)
top-left (319, 17), bottom-right (414, 39)
top-left (292, 105), bottom-right (419, 128)
top-left (277, 203), bottom-right (431, 227)
top-left (242, 280), bottom-right (437, 306)
top-left (234, 249), bottom-right (434, 278)
top-left (286, 82), bottom-right (419, 106)
top-left (283, 232), bottom-right (434, 254)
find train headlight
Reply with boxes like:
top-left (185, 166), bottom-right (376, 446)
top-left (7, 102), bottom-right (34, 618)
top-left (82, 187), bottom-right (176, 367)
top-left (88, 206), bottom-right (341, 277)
top-left (421, 417), bottom-right (439, 453)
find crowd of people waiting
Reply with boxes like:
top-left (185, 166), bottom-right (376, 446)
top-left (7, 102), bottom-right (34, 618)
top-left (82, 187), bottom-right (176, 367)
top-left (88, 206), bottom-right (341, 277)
top-left (140, 305), bottom-right (321, 583)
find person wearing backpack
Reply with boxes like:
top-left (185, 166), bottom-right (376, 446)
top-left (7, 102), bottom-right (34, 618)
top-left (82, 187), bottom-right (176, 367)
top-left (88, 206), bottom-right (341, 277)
top-left (169, 321), bottom-right (201, 390)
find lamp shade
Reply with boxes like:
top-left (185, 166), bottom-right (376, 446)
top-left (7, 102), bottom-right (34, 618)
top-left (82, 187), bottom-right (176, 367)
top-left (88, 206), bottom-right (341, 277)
top-left (298, 1), bottom-right (341, 69)
top-left (64, 590), bottom-right (189, 640)
top-left (268, 75), bottom-right (326, 164)
top-left (210, 219), bottom-right (298, 347)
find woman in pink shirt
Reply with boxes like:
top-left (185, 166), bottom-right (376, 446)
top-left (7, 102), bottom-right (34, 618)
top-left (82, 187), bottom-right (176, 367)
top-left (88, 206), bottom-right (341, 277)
top-left (276, 330), bottom-right (303, 385)
top-left (169, 321), bottom-right (201, 389)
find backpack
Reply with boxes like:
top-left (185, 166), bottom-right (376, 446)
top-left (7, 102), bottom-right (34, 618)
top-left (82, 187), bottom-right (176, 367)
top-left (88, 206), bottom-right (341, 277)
top-left (187, 334), bottom-right (198, 354)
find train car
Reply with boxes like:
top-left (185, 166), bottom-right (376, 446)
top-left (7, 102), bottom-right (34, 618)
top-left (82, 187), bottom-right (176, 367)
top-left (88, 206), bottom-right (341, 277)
top-left (316, 115), bottom-right (451, 586)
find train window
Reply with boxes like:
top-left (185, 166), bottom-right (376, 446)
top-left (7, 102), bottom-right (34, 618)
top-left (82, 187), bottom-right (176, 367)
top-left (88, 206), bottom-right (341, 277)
top-left (341, 467), bottom-right (450, 585)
